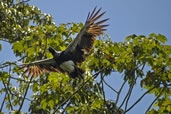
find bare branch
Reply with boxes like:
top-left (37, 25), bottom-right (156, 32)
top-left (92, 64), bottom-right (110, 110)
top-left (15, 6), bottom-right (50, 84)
top-left (0, 91), bottom-right (7, 112)
top-left (17, 55), bottom-right (27, 61)
top-left (103, 78), bottom-right (118, 94)
top-left (14, 0), bottom-right (30, 5)
top-left (0, 76), bottom-right (13, 110)
top-left (0, 65), bottom-right (14, 111)
top-left (124, 85), bottom-right (134, 111)
top-left (124, 76), bottom-right (138, 111)
top-left (117, 82), bottom-right (134, 112)
top-left (100, 74), bottom-right (107, 110)
top-left (10, 91), bottom-right (32, 102)
top-left (17, 76), bottom-right (33, 113)
top-left (10, 76), bottom-right (37, 84)
top-left (125, 83), bottom-right (160, 113)
top-left (0, 62), bottom-right (17, 69)
top-left (115, 79), bottom-right (127, 105)
top-left (118, 62), bottom-right (146, 112)
top-left (61, 101), bottom-right (71, 114)
top-left (145, 88), bottom-right (164, 113)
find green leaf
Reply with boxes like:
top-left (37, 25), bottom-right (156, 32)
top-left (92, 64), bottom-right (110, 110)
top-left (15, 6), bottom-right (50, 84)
top-left (156, 34), bottom-right (167, 43)
top-left (149, 33), bottom-right (168, 43)
top-left (12, 41), bottom-right (24, 53)
top-left (125, 34), bottom-right (137, 41)
top-left (91, 99), bottom-right (102, 109)
top-left (48, 100), bottom-right (54, 110)
top-left (32, 82), bottom-right (39, 92)
top-left (41, 99), bottom-right (47, 110)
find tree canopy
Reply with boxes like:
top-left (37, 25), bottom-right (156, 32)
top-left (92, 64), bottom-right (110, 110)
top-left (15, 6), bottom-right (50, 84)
top-left (0, 0), bottom-right (170, 114)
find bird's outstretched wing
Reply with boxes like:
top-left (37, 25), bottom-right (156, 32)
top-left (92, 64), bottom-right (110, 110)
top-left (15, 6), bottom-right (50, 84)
top-left (21, 58), bottom-right (60, 77)
top-left (64, 7), bottom-right (109, 63)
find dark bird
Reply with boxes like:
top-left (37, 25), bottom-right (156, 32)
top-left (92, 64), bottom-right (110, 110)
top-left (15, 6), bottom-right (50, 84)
top-left (21, 7), bottom-right (109, 78)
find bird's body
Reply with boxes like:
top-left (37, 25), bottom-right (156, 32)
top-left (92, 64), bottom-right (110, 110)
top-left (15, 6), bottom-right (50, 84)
top-left (21, 7), bottom-right (109, 78)
top-left (48, 47), bottom-right (84, 78)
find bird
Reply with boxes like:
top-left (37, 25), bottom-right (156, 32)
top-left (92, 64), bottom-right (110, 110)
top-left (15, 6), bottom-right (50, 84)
top-left (21, 7), bottom-right (109, 78)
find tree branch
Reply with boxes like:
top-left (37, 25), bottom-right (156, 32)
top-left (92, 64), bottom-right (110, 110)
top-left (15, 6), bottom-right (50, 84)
top-left (145, 88), bottom-right (164, 113)
top-left (100, 74), bottom-right (107, 110)
top-left (117, 82), bottom-right (134, 112)
top-left (0, 62), bottom-right (17, 69)
top-left (103, 78), bottom-right (118, 94)
top-left (61, 101), bottom-right (71, 114)
top-left (0, 77), bottom-right (13, 110)
top-left (125, 83), bottom-right (160, 113)
top-left (14, 0), bottom-right (30, 5)
top-left (0, 65), bottom-right (15, 111)
top-left (17, 76), bottom-right (33, 113)
top-left (10, 76), bottom-right (37, 84)
top-left (115, 79), bottom-right (127, 105)
top-left (10, 91), bottom-right (32, 102)
top-left (124, 76), bottom-right (138, 111)
top-left (0, 91), bottom-right (7, 112)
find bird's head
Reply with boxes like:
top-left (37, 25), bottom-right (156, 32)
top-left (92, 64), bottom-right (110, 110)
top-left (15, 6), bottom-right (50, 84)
top-left (48, 47), bottom-right (61, 58)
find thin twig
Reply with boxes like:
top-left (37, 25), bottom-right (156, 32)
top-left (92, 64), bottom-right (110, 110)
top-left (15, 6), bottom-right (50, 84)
top-left (10, 76), bottom-right (28, 82)
top-left (145, 88), bottom-right (164, 114)
top-left (17, 55), bottom-right (27, 61)
top-left (124, 76), bottom-right (138, 111)
top-left (115, 79), bottom-right (127, 105)
top-left (125, 63), bottom-right (145, 111)
top-left (124, 83), bottom-right (134, 112)
top-left (10, 91), bottom-right (32, 102)
top-left (61, 101), bottom-right (71, 114)
top-left (59, 32), bottom-right (72, 46)
top-left (1, 74), bottom-right (32, 104)
top-left (7, 65), bottom-right (13, 108)
top-left (0, 66), bottom-right (14, 111)
top-left (10, 76), bottom-right (37, 84)
top-left (0, 77), bottom-right (13, 110)
top-left (0, 91), bottom-right (7, 112)
top-left (17, 76), bottom-right (33, 113)
top-left (103, 78), bottom-right (118, 94)
top-left (14, 0), bottom-right (30, 5)
top-left (0, 62), bottom-right (17, 69)
top-left (100, 74), bottom-right (107, 110)
top-left (117, 82), bottom-right (133, 112)
top-left (125, 83), bottom-right (160, 113)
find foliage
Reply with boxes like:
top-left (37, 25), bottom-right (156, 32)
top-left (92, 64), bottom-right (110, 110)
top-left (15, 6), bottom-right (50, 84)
top-left (0, 0), bottom-right (170, 113)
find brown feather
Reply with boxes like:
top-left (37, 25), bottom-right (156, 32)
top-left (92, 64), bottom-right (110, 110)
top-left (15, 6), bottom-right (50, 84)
top-left (89, 8), bottom-right (102, 21)
top-left (65, 7), bottom-right (108, 63)
top-left (95, 18), bottom-right (110, 25)
top-left (91, 11), bottom-right (105, 23)
top-left (88, 6), bottom-right (98, 20)
top-left (21, 59), bottom-right (60, 77)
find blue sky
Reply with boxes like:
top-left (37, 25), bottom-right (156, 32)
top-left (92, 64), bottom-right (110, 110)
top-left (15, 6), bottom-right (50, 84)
top-left (30, 0), bottom-right (171, 43)
top-left (0, 0), bottom-right (171, 113)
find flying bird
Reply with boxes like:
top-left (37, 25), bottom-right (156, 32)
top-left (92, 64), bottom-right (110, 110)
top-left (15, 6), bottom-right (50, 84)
top-left (21, 7), bottom-right (109, 78)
